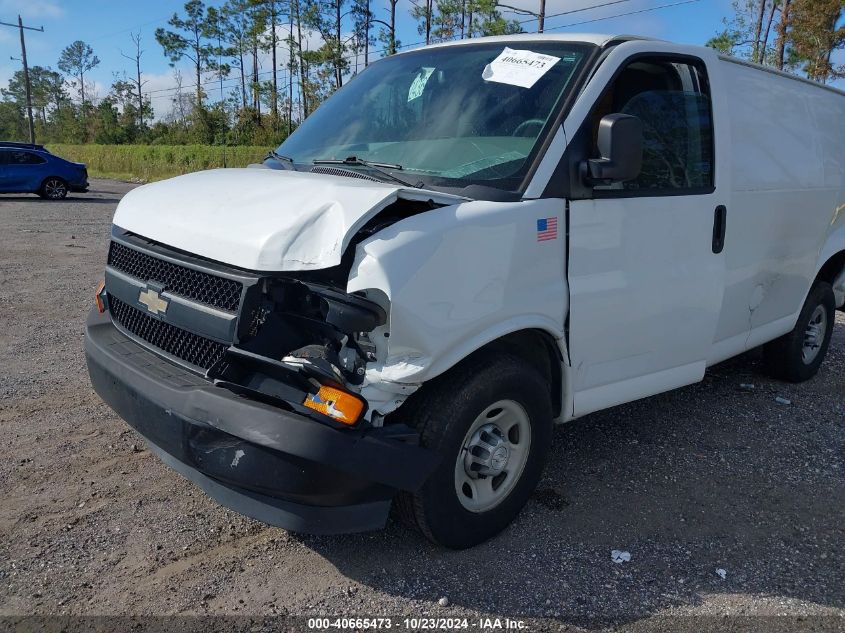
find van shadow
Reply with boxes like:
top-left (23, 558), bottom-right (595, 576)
top-left (294, 338), bottom-right (845, 626)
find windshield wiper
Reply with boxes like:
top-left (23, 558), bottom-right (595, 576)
top-left (312, 156), bottom-right (418, 188)
top-left (267, 150), bottom-right (296, 168)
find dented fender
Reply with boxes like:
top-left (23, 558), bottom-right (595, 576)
top-left (347, 198), bottom-right (570, 416)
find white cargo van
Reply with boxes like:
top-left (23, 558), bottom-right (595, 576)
top-left (86, 33), bottom-right (845, 549)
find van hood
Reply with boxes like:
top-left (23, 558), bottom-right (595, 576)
top-left (113, 168), bottom-right (465, 271)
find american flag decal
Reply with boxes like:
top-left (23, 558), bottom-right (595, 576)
top-left (536, 217), bottom-right (558, 242)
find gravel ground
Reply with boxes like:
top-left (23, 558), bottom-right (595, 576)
top-left (0, 180), bottom-right (843, 632)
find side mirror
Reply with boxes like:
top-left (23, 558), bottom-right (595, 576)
top-left (583, 113), bottom-right (643, 185)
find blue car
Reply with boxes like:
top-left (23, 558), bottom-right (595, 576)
top-left (0, 142), bottom-right (89, 199)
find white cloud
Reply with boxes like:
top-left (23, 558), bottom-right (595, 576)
top-left (0, 0), bottom-right (64, 21)
top-left (0, 63), bottom-right (12, 91)
top-left (143, 70), bottom-right (184, 119)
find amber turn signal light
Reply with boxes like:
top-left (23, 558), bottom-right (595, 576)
top-left (95, 280), bottom-right (106, 313)
top-left (303, 385), bottom-right (365, 425)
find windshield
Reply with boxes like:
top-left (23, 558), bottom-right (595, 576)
top-left (276, 41), bottom-right (593, 194)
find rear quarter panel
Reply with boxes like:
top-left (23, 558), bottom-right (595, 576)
top-left (712, 59), bottom-right (845, 353)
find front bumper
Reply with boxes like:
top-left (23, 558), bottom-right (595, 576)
top-left (84, 308), bottom-right (437, 534)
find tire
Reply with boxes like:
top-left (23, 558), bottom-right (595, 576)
top-left (396, 352), bottom-right (553, 549)
top-left (39, 177), bottom-right (68, 200)
top-left (763, 281), bottom-right (836, 383)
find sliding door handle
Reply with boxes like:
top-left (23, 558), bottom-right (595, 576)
top-left (712, 205), bottom-right (727, 254)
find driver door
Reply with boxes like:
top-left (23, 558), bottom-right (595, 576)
top-left (567, 53), bottom-right (727, 416)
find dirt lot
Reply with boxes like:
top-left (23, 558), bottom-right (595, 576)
top-left (1, 179), bottom-right (843, 631)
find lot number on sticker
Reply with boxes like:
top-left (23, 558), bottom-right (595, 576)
top-left (482, 47), bottom-right (561, 89)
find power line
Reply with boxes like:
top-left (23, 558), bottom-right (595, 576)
top-left (87, 15), bottom-right (173, 43)
top-left (503, 0), bottom-right (638, 23)
top-left (544, 0), bottom-right (702, 30)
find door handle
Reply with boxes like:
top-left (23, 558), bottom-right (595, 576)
top-left (712, 205), bottom-right (727, 254)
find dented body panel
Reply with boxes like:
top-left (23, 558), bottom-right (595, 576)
top-left (347, 198), bottom-right (569, 416)
top-left (114, 168), bottom-right (465, 271)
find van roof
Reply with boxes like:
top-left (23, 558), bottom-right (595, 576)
top-left (408, 32), bottom-right (660, 52)
top-left (404, 33), bottom-right (845, 97)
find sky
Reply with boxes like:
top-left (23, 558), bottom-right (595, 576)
top-left (0, 0), bottom-right (800, 119)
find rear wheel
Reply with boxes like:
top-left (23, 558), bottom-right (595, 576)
top-left (39, 177), bottom-right (68, 200)
top-left (396, 352), bottom-right (553, 549)
top-left (763, 281), bottom-right (835, 382)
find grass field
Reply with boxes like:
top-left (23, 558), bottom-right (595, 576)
top-left (47, 144), bottom-right (269, 182)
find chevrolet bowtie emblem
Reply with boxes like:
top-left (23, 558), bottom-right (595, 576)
top-left (138, 287), bottom-right (169, 316)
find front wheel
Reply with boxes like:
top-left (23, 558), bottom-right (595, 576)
top-left (763, 281), bottom-right (836, 382)
top-left (396, 352), bottom-right (553, 549)
top-left (39, 177), bottom-right (68, 200)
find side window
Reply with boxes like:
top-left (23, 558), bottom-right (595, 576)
top-left (592, 57), bottom-right (714, 194)
top-left (10, 151), bottom-right (46, 165)
top-left (0, 150), bottom-right (9, 166)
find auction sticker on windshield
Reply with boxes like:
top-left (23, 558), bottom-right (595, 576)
top-left (408, 67), bottom-right (435, 102)
top-left (482, 47), bottom-right (561, 89)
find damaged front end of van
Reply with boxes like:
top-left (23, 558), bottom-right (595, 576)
top-left (85, 36), bottom-right (588, 543)
top-left (84, 169), bottom-right (466, 533)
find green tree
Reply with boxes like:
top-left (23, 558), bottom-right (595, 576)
top-left (260, 0), bottom-right (285, 121)
top-left (91, 98), bottom-right (127, 144)
top-left (411, 0), bottom-right (434, 44)
top-left (222, 0), bottom-right (256, 109)
top-left (304, 0), bottom-right (349, 89)
top-left (705, 30), bottom-right (742, 54)
top-left (350, 0), bottom-right (374, 67)
top-left (1, 66), bottom-right (66, 126)
top-left (156, 0), bottom-right (225, 106)
top-left (377, 0), bottom-right (401, 56)
top-left (110, 76), bottom-right (154, 141)
top-left (58, 40), bottom-right (100, 107)
top-left (789, 0), bottom-right (845, 82)
top-left (50, 101), bottom-right (86, 143)
top-left (470, 0), bottom-right (520, 36)
top-left (291, 0), bottom-right (309, 116)
top-left (432, 0), bottom-right (464, 41)
top-left (0, 101), bottom-right (26, 141)
top-left (707, 1), bottom-right (770, 61)
top-left (774, 0), bottom-right (792, 69)
top-left (710, 0), bottom-right (843, 82)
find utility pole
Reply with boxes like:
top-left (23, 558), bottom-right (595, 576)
top-left (0, 16), bottom-right (44, 144)
top-left (496, 2), bottom-right (544, 33)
